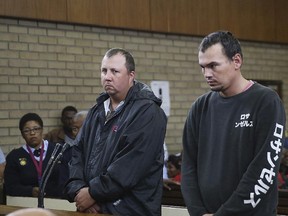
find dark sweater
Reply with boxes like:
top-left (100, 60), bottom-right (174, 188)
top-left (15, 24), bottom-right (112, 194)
top-left (181, 83), bottom-right (286, 216)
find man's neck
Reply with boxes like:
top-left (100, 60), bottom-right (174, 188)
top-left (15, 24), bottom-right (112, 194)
top-left (220, 77), bottom-right (251, 97)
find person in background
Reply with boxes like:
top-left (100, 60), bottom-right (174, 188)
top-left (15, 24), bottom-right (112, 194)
top-left (0, 147), bottom-right (5, 182)
top-left (181, 31), bottom-right (286, 216)
top-left (44, 106), bottom-right (78, 145)
top-left (4, 113), bottom-right (65, 198)
top-left (0, 147), bottom-right (6, 204)
top-left (59, 110), bottom-right (88, 197)
top-left (57, 111), bottom-right (89, 193)
top-left (64, 48), bottom-right (167, 215)
top-left (163, 152), bottom-right (182, 191)
top-left (167, 153), bottom-right (182, 183)
top-left (71, 110), bottom-right (88, 144)
top-left (44, 106), bottom-right (78, 194)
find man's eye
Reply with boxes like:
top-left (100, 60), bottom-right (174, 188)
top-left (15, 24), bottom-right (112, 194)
top-left (209, 64), bottom-right (216, 69)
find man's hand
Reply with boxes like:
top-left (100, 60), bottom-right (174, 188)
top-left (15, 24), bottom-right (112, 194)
top-left (74, 187), bottom-right (98, 212)
top-left (85, 203), bottom-right (101, 213)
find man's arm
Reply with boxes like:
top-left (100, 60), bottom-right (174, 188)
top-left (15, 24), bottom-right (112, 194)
top-left (64, 140), bottom-right (87, 202)
top-left (181, 105), bottom-right (208, 216)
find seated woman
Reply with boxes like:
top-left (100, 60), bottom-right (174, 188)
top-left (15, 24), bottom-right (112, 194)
top-left (167, 153), bottom-right (182, 183)
top-left (163, 153), bottom-right (182, 191)
top-left (4, 113), bottom-right (66, 198)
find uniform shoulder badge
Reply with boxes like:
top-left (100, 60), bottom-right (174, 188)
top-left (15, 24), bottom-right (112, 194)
top-left (19, 158), bottom-right (27, 166)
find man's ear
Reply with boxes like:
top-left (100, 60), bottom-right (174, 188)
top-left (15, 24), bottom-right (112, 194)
top-left (233, 53), bottom-right (242, 70)
top-left (129, 71), bottom-right (135, 81)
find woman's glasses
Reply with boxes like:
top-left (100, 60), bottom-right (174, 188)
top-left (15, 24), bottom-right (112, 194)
top-left (22, 127), bottom-right (42, 135)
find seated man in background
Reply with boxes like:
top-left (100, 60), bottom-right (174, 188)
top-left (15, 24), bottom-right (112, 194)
top-left (71, 110), bottom-right (88, 144)
top-left (44, 106), bottom-right (77, 145)
top-left (57, 111), bottom-right (89, 195)
top-left (4, 113), bottom-right (66, 198)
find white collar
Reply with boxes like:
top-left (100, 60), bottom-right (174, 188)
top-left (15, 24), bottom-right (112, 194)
top-left (104, 98), bottom-right (124, 115)
top-left (23, 140), bottom-right (48, 161)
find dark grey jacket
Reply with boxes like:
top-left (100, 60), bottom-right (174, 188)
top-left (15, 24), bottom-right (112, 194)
top-left (65, 81), bottom-right (167, 216)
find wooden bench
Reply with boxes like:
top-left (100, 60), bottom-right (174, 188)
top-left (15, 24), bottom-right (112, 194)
top-left (162, 184), bottom-right (185, 207)
top-left (278, 189), bottom-right (288, 215)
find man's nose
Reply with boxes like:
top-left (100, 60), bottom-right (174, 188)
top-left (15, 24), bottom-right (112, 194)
top-left (203, 68), bottom-right (213, 77)
top-left (104, 71), bottom-right (113, 80)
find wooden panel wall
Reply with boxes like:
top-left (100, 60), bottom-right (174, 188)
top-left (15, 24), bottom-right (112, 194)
top-left (0, 0), bottom-right (287, 44)
top-left (275, 0), bottom-right (288, 43)
top-left (0, 0), bottom-right (67, 22)
top-left (106, 0), bottom-right (150, 30)
top-left (218, 0), bottom-right (275, 42)
top-left (66, 0), bottom-right (109, 26)
top-left (150, 0), bottom-right (220, 36)
top-left (67, 0), bottom-right (150, 30)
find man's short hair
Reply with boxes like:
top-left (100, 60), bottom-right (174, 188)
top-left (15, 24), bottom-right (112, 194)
top-left (61, 106), bottom-right (78, 117)
top-left (104, 48), bottom-right (135, 72)
top-left (199, 31), bottom-right (243, 61)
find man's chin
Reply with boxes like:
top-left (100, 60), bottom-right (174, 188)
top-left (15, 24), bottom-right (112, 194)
top-left (210, 87), bottom-right (221, 92)
top-left (106, 91), bottom-right (116, 96)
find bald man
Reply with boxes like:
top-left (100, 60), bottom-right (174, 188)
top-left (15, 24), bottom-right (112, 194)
top-left (7, 208), bottom-right (56, 216)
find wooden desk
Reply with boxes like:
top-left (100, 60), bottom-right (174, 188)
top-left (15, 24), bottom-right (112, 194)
top-left (0, 204), bottom-right (111, 216)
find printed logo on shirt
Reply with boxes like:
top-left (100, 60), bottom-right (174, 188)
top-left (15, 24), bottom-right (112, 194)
top-left (19, 158), bottom-right (27, 166)
top-left (112, 125), bottom-right (118, 132)
top-left (235, 113), bottom-right (253, 128)
top-left (244, 123), bottom-right (283, 208)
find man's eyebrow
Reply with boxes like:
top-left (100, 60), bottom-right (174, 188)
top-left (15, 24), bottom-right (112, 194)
top-left (199, 61), bottom-right (218, 68)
